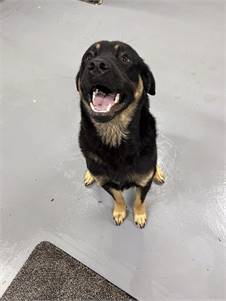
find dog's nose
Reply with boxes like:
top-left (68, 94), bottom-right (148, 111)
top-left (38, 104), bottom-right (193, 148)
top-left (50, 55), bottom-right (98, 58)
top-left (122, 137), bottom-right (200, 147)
top-left (88, 59), bottom-right (109, 75)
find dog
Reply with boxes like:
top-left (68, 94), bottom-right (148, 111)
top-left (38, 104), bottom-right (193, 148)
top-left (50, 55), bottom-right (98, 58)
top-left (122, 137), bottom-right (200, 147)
top-left (76, 40), bottom-right (165, 228)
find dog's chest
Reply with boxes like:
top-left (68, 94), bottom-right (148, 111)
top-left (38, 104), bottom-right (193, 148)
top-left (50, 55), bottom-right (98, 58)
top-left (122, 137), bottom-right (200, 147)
top-left (95, 121), bottom-right (128, 148)
top-left (92, 104), bottom-right (136, 147)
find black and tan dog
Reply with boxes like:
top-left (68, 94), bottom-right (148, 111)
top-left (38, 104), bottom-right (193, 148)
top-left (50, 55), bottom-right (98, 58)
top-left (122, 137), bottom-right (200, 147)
top-left (76, 41), bottom-right (165, 228)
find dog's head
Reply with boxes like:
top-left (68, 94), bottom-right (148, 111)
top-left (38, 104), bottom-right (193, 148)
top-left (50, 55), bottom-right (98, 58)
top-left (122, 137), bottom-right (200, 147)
top-left (76, 40), bottom-right (155, 122)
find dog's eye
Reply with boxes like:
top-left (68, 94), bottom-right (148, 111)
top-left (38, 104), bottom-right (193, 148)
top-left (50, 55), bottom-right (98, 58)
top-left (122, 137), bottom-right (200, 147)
top-left (121, 54), bottom-right (130, 63)
top-left (85, 51), bottom-right (94, 61)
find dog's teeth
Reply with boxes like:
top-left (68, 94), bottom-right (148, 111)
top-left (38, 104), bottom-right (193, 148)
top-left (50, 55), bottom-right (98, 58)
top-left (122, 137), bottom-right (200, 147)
top-left (107, 104), bottom-right (112, 112)
top-left (114, 93), bottom-right (120, 103)
top-left (92, 89), bottom-right (99, 101)
top-left (90, 102), bottom-right (94, 110)
top-left (90, 102), bottom-right (96, 112)
top-left (92, 92), bottom-right (96, 102)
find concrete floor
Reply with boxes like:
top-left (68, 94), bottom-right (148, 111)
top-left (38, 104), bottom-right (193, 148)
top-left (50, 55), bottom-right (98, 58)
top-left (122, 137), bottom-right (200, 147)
top-left (0, 1), bottom-right (225, 300)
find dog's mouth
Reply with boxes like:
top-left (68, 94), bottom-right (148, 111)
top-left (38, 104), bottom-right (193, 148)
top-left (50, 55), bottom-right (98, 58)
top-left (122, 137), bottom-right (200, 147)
top-left (89, 85), bottom-right (120, 113)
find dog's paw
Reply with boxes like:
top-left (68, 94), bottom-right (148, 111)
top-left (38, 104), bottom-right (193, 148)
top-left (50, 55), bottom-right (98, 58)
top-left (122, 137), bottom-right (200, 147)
top-left (153, 165), bottom-right (165, 185)
top-left (134, 206), bottom-right (147, 229)
top-left (84, 170), bottom-right (95, 186)
top-left (113, 204), bottom-right (127, 226)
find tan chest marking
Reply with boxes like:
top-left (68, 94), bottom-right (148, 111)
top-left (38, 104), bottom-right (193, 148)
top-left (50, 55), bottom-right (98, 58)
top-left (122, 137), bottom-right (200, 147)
top-left (94, 119), bottom-right (129, 147)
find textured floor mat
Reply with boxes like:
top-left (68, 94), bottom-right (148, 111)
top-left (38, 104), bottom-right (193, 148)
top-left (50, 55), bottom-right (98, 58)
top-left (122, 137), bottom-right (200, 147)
top-left (2, 241), bottom-right (136, 301)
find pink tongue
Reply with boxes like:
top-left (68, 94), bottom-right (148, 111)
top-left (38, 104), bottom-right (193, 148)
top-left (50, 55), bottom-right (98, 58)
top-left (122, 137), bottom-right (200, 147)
top-left (93, 93), bottom-right (115, 111)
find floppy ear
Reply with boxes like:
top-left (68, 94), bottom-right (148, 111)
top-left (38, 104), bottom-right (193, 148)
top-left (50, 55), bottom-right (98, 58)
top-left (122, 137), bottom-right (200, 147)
top-left (75, 71), bottom-right (80, 91)
top-left (140, 63), bottom-right (156, 95)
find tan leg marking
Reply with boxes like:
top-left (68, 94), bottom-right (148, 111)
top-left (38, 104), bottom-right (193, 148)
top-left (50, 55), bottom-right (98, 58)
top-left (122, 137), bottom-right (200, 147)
top-left (133, 189), bottom-right (147, 229)
top-left (111, 189), bottom-right (127, 226)
top-left (153, 165), bottom-right (165, 184)
top-left (84, 170), bottom-right (95, 186)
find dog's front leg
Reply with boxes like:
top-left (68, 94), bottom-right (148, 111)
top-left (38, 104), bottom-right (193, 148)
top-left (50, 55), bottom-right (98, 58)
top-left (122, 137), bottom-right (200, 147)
top-left (134, 179), bottom-right (153, 229)
top-left (103, 185), bottom-right (127, 226)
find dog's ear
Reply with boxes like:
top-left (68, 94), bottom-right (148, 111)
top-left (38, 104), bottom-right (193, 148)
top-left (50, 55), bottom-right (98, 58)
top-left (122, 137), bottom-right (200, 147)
top-left (75, 71), bottom-right (80, 91)
top-left (140, 63), bottom-right (156, 95)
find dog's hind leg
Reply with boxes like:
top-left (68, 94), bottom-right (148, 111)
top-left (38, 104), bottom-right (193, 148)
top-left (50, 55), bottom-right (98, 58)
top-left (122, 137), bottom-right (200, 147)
top-left (153, 165), bottom-right (165, 185)
top-left (84, 170), bottom-right (95, 186)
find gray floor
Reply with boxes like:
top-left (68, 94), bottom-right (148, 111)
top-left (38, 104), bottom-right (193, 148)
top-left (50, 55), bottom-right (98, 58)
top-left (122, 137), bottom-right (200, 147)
top-left (0, 1), bottom-right (225, 300)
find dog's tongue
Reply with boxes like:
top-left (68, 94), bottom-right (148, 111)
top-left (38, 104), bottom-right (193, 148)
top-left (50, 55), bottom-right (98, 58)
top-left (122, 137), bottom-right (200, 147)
top-left (92, 93), bottom-right (116, 111)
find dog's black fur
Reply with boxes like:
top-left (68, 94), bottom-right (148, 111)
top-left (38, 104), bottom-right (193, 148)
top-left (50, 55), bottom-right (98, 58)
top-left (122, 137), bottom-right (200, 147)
top-left (76, 41), bottom-right (158, 226)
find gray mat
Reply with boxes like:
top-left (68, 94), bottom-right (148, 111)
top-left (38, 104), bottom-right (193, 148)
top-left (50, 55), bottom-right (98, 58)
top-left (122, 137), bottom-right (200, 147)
top-left (2, 242), bottom-right (136, 301)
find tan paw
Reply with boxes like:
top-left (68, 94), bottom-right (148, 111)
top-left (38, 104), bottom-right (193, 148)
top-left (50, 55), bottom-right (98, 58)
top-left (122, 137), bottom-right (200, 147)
top-left (134, 206), bottom-right (147, 229)
top-left (153, 165), bottom-right (165, 185)
top-left (84, 170), bottom-right (95, 186)
top-left (113, 205), bottom-right (127, 226)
